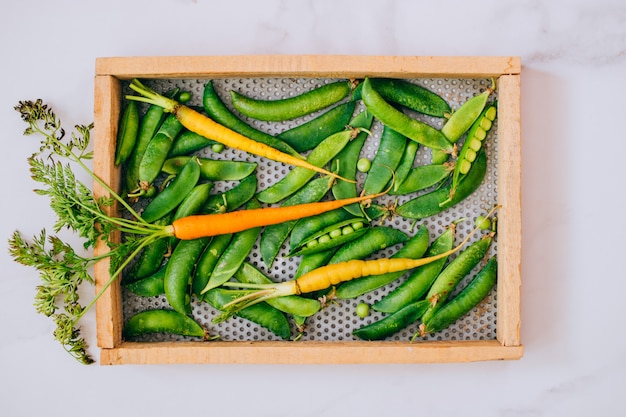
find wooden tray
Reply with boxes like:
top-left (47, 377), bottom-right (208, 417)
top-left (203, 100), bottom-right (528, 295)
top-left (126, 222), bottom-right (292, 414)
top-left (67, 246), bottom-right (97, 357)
top-left (93, 55), bottom-right (522, 365)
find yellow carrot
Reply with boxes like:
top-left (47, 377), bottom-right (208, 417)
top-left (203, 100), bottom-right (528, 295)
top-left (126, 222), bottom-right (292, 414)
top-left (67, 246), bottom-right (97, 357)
top-left (126, 79), bottom-right (354, 183)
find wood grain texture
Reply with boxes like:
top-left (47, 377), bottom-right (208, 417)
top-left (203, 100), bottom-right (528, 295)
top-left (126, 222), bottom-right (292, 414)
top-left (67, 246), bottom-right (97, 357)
top-left (496, 75), bottom-right (523, 347)
top-left (96, 55), bottom-right (521, 79)
top-left (100, 340), bottom-right (524, 365)
top-left (93, 75), bottom-right (123, 349)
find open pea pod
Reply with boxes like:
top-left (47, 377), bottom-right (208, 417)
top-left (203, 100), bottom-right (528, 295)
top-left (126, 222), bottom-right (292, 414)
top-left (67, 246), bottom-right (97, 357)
top-left (288, 217), bottom-right (369, 257)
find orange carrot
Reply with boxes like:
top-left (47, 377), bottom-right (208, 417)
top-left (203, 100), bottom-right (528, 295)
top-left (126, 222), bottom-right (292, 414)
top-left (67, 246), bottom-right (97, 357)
top-left (127, 79), bottom-right (354, 183)
top-left (170, 190), bottom-right (388, 240)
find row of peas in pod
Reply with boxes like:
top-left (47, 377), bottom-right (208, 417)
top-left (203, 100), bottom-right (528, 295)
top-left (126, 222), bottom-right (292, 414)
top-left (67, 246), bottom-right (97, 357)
top-left (115, 75), bottom-right (498, 343)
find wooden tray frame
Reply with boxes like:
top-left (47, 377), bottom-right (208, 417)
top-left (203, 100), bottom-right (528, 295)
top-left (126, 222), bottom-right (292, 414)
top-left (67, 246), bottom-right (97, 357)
top-left (93, 55), bottom-right (522, 365)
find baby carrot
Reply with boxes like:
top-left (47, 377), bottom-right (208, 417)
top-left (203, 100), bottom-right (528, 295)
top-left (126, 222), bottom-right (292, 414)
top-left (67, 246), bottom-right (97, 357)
top-left (126, 79), bottom-right (354, 183)
top-left (170, 189), bottom-right (389, 240)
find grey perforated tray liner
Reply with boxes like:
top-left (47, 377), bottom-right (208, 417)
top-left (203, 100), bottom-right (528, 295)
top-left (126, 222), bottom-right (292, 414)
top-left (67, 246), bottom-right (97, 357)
top-left (121, 77), bottom-right (498, 343)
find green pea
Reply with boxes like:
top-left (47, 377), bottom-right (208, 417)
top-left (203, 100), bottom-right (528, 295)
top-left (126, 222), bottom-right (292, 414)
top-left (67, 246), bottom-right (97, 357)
top-left (420, 235), bottom-right (493, 323)
top-left (355, 302), bottom-right (370, 318)
top-left (114, 100), bottom-right (139, 166)
top-left (230, 80), bottom-right (352, 121)
top-left (318, 234), bottom-right (331, 244)
top-left (141, 157), bottom-right (201, 223)
top-left (177, 91), bottom-right (192, 103)
top-left (199, 199), bottom-right (262, 294)
top-left (256, 129), bottom-right (354, 204)
top-left (361, 78), bottom-right (453, 152)
top-left (357, 158), bottom-right (372, 173)
top-left (277, 101), bottom-right (357, 152)
top-left (395, 150), bottom-right (487, 220)
top-left (420, 257), bottom-right (497, 336)
top-left (363, 125), bottom-right (407, 195)
top-left (203, 80), bottom-right (300, 157)
top-left (366, 78), bottom-right (451, 117)
top-left (211, 143), bottom-right (225, 153)
top-left (372, 225), bottom-right (455, 313)
top-left (329, 228), bottom-right (343, 239)
top-left (162, 156), bottom-right (257, 182)
top-left (475, 215), bottom-right (492, 230)
top-left (123, 309), bottom-right (207, 339)
top-left (334, 225), bottom-right (429, 299)
top-left (353, 300), bottom-right (430, 341)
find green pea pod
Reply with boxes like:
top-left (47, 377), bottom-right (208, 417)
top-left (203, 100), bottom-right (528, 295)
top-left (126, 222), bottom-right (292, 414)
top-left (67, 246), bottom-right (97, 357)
top-left (200, 199), bottom-right (262, 293)
top-left (124, 262), bottom-right (166, 297)
top-left (367, 78), bottom-right (451, 117)
top-left (124, 213), bottom-right (173, 283)
top-left (288, 218), bottom-right (370, 257)
top-left (395, 150), bottom-right (487, 219)
top-left (420, 235), bottom-right (493, 323)
top-left (259, 176), bottom-right (333, 268)
top-left (138, 114), bottom-right (184, 189)
top-left (256, 128), bottom-right (354, 204)
top-left (353, 300), bottom-right (431, 341)
top-left (334, 225), bottom-right (429, 299)
top-left (168, 129), bottom-right (218, 156)
top-left (328, 226), bottom-right (409, 265)
top-left (173, 182), bottom-right (213, 221)
top-left (230, 80), bottom-right (352, 121)
top-left (203, 173), bottom-right (257, 214)
top-left (164, 237), bottom-right (211, 316)
top-left (193, 234), bottom-right (232, 298)
top-left (432, 84), bottom-right (493, 164)
top-left (331, 109), bottom-right (374, 216)
top-left (123, 309), bottom-right (207, 339)
top-left (125, 90), bottom-right (172, 193)
top-left (421, 256), bottom-right (497, 336)
top-left (115, 101), bottom-right (139, 166)
top-left (293, 248), bottom-right (338, 279)
top-left (141, 157), bottom-right (201, 223)
top-left (389, 163), bottom-right (453, 195)
top-left (362, 125), bottom-right (407, 195)
top-left (290, 208), bottom-right (354, 252)
top-left (234, 263), bottom-right (321, 317)
top-left (277, 101), bottom-right (356, 152)
top-left (392, 140), bottom-right (419, 192)
top-left (372, 225), bottom-right (455, 313)
top-left (445, 103), bottom-right (497, 204)
top-left (202, 80), bottom-right (301, 157)
top-left (162, 156), bottom-right (257, 182)
top-left (203, 288), bottom-right (291, 340)
top-left (361, 78), bottom-right (453, 152)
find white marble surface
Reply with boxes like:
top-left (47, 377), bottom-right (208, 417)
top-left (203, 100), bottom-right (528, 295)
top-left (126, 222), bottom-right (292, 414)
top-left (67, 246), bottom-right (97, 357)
top-left (1, 0), bottom-right (625, 416)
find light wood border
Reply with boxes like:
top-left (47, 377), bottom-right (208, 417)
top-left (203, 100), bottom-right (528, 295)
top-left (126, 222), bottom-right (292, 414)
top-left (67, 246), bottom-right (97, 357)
top-left (93, 55), bottom-right (522, 365)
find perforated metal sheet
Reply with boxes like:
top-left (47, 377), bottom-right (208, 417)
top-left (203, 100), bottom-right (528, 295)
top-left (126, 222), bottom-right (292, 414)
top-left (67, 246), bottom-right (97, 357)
top-left (121, 77), bottom-right (498, 343)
